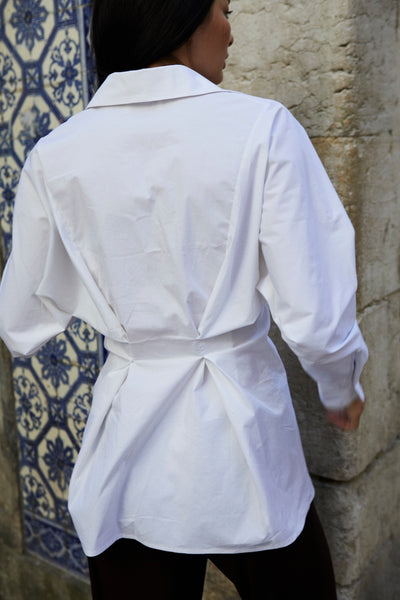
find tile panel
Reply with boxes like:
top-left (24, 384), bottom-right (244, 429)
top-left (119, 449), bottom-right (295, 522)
top-left (0, 0), bottom-right (99, 579)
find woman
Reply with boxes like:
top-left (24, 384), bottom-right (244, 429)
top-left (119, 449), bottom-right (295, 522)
top-left (0, 0), bottom-right (367, 598)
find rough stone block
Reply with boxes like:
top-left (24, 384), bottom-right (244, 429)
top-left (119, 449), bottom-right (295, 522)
top-left (224, 0), bottom-right (358, 137)
top-left (311, 136), bottom-right (360, 224)
top-left (0, 543), bottom-right (91, 600)
top-left (336, 535), bottom-right (400, 600)
top-left (357, 295), bottom-right (400, 458)
top-left (203, 561), bottom-right (240, 600)
top-left (355, 134), bottom-right (400, 308)
top-left (314, 438), bottom-right (400, 587)
top-left (313, 133), bottom-right (400, 313)
top-left (225, 0), bottom-right (399, 140)
top-left (350, 0), bottom-right (400, 136)
top-left (0, 339), bottom-right (23, 553)
top-left (351, 538), bottom-right (400, 600)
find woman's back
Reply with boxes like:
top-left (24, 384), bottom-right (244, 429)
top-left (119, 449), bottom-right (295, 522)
top-left (0, 65), bottom-right (366, 558)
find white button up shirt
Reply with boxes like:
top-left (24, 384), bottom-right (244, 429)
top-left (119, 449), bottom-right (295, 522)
top-left (0, 66), bottom-right (368, 556)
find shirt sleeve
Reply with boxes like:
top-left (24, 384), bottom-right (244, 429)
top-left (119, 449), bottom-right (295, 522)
top-left (0, 148), bottom-right (75, 357)
top-left (257, 106), bottom-right (368, 410)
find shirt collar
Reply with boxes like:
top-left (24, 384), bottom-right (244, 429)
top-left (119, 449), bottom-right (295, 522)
top-left (87, 65), bottom-right (225, 108)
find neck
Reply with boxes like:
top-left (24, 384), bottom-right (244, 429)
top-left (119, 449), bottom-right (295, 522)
top-left (149, 55), bottom-right (185, 69)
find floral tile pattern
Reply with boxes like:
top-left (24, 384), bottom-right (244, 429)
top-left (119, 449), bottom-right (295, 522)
top-left (0, 0), bottom-right (98, 580)
top-left (5, 0), bottom-right (52, 57)
top-left (42, 26), bottom-right (84, 118)
top-left (0, 50), bottom-right (23, 123)
top-left (12, 95), bottom-right (59, 164)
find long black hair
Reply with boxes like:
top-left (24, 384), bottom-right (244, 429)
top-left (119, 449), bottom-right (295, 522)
top-left (91, 0), bottom-right (215, 87)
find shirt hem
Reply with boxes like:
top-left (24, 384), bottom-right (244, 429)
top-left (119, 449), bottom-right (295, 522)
top-left (82, 490), bottom-right (315, 557)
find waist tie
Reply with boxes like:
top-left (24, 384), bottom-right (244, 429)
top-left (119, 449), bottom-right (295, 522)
top-left (104, 319), bottom-right (268, 362)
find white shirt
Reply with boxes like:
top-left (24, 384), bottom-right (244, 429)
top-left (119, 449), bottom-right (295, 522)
top-left (0, 66), bottom-right (368, 557)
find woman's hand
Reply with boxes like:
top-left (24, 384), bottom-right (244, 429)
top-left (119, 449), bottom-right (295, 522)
top-left (326, 396), bottom-right (365, 431)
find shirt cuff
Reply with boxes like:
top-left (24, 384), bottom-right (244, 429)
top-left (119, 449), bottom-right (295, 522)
top-left (313, 347), bottom-right (368, 410)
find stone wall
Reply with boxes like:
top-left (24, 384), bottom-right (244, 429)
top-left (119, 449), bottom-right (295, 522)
top-left (0, 1), bottom-right (399, 599)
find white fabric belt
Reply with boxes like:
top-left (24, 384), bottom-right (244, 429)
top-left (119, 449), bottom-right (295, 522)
top-left (104, 318), bottom-right (267, 362)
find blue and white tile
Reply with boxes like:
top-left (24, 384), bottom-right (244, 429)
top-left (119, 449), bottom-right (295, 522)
top-left (13, 363), bottom-right (50, 441)
top-left (29, 339), bottom-right (77, 399)
top-left (0, 48), bottom-right (23, 124)
top-left (37, 424), bottom-right (77, 499)
top-left (1, 0), bottom-right (97, 580)
top-left (12, 94), bottom-right (60, 164)
top-left (20, 464), bottom-right (56, 520)
top-left (54, 0), bottom-right (77, 28)
top-left (42, 26), bottom-right (84, 118)
top-left (3, 0), bottom-right (55, 63)
top-left (0, 155), bottom-right (20, 257)
top-left (67, 385), bottom-right (92, 446)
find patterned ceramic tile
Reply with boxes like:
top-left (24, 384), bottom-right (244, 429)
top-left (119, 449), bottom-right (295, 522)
top-left (67, 387), bottom-right (91, 445)
top-left (3, 0), bottom-right (55, 62)
top-left (20, 464), bottom-right (56, 520)
top-left (69, 317), bottom-right (100, 354)
top-left (34, 338), bottom-right (78, 391)
top-left (14, 337), bottom-right (98, 578)
top-left (79, 0), bottom-right (97, 102)
top-left (42, 26), bottom-right (84, 118)
top-left (54, 0), bottom-right (78, 28)
top-left (0, 155), bottom-right (20, 256)
top-left (0, 49), bottom-right (23, 123)
top-left (12, 94), bottom-right (60, 164)
top-left (14, 362), bottom-right (50, 441)
top-left (37, 425), bottom-right (77, 497)
top-left (0, 0), bottom-right (99, 579)
top-left (24, 512), bottom-right (88, 578)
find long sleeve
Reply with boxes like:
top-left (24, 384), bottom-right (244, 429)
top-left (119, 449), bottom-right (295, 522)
top-left (257, 106), bottom-right (368, 410)
top-left (0, 149), bottom-right (74, 356)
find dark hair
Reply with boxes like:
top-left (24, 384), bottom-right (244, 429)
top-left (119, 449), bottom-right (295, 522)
top-left (91, 0), bottom-right (215, 87)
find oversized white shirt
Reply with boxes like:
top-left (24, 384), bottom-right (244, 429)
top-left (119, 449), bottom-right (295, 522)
top-left (0, 66), bottom-right (368, 556)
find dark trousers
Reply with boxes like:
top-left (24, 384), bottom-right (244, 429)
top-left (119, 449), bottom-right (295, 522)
top-left (88, 502), bottom-right (337, 599)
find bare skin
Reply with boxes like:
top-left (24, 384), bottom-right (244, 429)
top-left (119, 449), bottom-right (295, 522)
top-left (150, 0), bottom-right (234, 85)
top-left (326, 396), bottom-right (365, 431)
